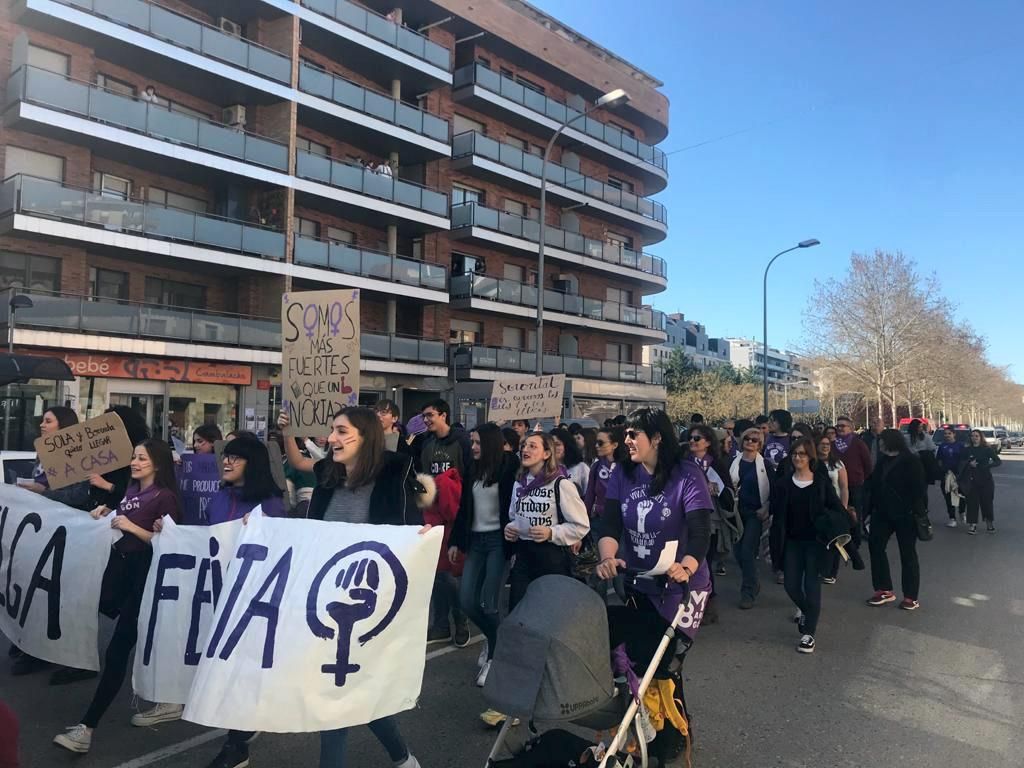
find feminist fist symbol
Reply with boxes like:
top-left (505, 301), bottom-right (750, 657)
top-left (323, 557), bottom-right (379, 686)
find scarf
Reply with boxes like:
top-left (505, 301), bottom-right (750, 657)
top-left (514, 466), bottom-right (568, 498)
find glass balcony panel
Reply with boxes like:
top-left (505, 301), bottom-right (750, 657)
top-left (330, 77), bottom-right (364, 110)
top-left (98, 0), bottom-right (149, 31)
top-left (364, 12), bottom-right (397, 45)
top-left (247, 46), bottom-right (291, 84)
top-left (139, 306), bottom-right (191, 340)
top-left (422, 264), bottom-right (446, 290)
top-left (582, 298), bottom-right (603, 320)
top-left (425, 41), bottom-right (449, 70)
top-left (151, 5), bottom-right (203, 51)
top-left (144, 205), bottom-right (196, 241)
top-left (81, 300), bottom-right (139, 334)
top-left (0, 178), bottom-right (15, 215)
top-left (361, 333), bottom-right (389, 359)
top-left (497, 278), bottom-right (521, 304)
top-left (521, 285), bottom-right (538, 308)
top-left (335, 0), bottom-right (367, 30)
top-left (424, 113), bottom-right (448, 142)
top-left (304, 0), bottom-right (334, 14)
top-left (391, 336), bottom-right (418, 361)
top-left (19, 176), bottom-right (80, 220)
top-left (520, 217), bottom-right (540, 242)
top-left (22, 294), bottom-right (81, 330)
top-left (396, 26), bottom-right (425, 59)
top-left (194, 216), bottom-right (242, 251)
top-left (363, 171), bottom-right (394, 200)
top-left (243, 135), bottom-right (289, 170)
top-left (451, 132), bottom-right (473, 156)
top-left (202, 28), bottom-right (249, 70)
top-left (498, 143), bottom-right (522, 169)
top-left (392, 257), bottom-right (420, 286)
top-left (296, 150), bottom-right (332, 183)
top-left (421, 189), bottom-right (447, 216)
top-left (542, 354), bottom-right (561, 374)
top-left (299, 63), bottom-right (333, 99)
top-left (241, 225), bottom-right (285, 259)
top-left (362, 250), bottom-right (391, 279)
top-left (475, 64), bottom-right (501, 90)
top-left (239, 318), bottom-right (279, 348)
top-left (149, 106), bottom-right (200, 146)
top-left (395, 102), bottom-right (422, 133)
top-left (90, 87), bottom-right (147, 132)
top-left (294, 235), bottom-right (329, 267)
top-left (543, 289), bottom-right (563, 312)
top-left (522, 153), bottom-right (544, 177)
top-left (392, 179), bottom-right (420, 208)
top-left (420, 340), bottom-right (445, 363)
top-left (197, 120), bottom-right (245, 160)
top-left (328, 242), bottom-right (361, 273)
top-left (24, 67), bottom-right (89, 114)
top-left (499, 78), bottom-right (525, 103)
top-left (563, 294), bottom-right (583, 315)
top-left (364, 90), bottom-right (396, 122)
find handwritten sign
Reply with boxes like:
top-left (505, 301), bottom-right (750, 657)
top-left (488, 374), bottom-right (565, 421)
top-left (177, 453), bottom-right (222, 525)
top-left (0, 486), bottom-right (116, 670)
top-left (33, 412), bottom-right (134, 490)
top-left (281, 289), bottom-right (360, 437)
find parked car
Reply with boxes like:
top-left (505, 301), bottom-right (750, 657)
top-left (996, 429), bottom-right (1010, 450)
top-left (0, 451), bottom-right (37, 485)
top-left (975, 427), bottom-right (1001, 454)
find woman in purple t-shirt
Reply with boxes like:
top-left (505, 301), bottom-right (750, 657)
top-left (595, 409), bottom-right (714, 676)
top-left (53, 439), bottom-right (180, 755)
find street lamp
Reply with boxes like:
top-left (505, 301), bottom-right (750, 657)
top-left (535, 88), bottom-right (630, 374)
top-left (762, 239), bottom-right (819, 413)
top-left (3, 291), bottom-right (34, 450)
top-left (776, 378), bottom-right (810, 412)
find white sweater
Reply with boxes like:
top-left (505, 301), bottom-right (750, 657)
top-left (508, 474), bottom-right (590, 546)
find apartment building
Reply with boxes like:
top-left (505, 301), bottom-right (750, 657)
top-left (643, 312), bottom-right (729, 371)
top-left (0, 0), bottom-right (669, 447)
top-left (723, 338), bottom-right (805, 385)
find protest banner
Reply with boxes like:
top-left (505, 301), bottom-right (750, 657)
top-left (33, 411), bottom-right (134, 490)
top-left (176, 453), bottom-right (223, 525)
top-left (281, 289), bottom-right (360, 437)
top-left (488, 374), bottom-right (566, 421)
top-left (0, 486), bottom-right (115, 670)
top-left (184, 514), bottom-right (442, 732)
top-left (133, 516), bottom-right (244, 704)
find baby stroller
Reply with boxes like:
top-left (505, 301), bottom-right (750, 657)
top-left (483, 574), bottom-right (693, 768)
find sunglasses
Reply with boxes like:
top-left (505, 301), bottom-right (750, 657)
top-left (595, 439), bottom-right (609, 447)
top-left (625, 430), bottom-right (640, 440)
top-left (792, 451), bottom-right (809, 458)
top-left (688, 435), bottom-right (704, 442)
top-left (742, 436), bottom-right (760, 443)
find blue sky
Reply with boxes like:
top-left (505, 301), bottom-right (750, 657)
top-left (535, 0), bottom-right (1023, 380)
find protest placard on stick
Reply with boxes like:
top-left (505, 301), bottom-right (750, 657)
top-left (488, 374), bottom-right (566, 422)
top-left (33, 412), bottom-right (133, 490)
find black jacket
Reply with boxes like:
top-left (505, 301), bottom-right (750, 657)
top-left (306, 451), bottom-right (425, 526)
top-left (769, 468), bottom-right (847, 567)
top-left (867, 453), bottom-right (926, 523)
top-left (450, 452), bottom-right (517, 554)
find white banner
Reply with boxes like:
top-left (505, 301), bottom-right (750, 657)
top-left (133, 516), bottom-right (244, 704)
top-left (0, 486), bottom-right (115, 670)
top-left (183, 515), bottom-right (441, 732)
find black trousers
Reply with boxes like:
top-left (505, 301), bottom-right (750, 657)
top-left (942, 489), bottom-right (965, 520)
top-left (825, 484), bottom-right (864, 578)
top-left (868, 511), bottom-right (919, 600)
top-left (607, 593), bottom-right (681, 680)
top-left (82, 549), bottom-right (152, 729)
top-left (965, 475), bottom-right (995, 524)
top-left (508, 542), bottom-right (570, 610)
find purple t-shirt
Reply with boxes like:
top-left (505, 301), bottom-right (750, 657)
top-left (203, 486), bottom-right (285, 525)
top-left (606, 461), bottom-right (712, 635)
top-left (764, 434), bottom-right (790, 469)
top-left (584, 457), bottom-right (615, 518)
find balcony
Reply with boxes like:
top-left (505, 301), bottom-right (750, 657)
top-left (294, 0), bottom-right (450, 84)
top-left (6, 289), bottom-right (449, 368)
top-left (295, 150), bottom-right (449, 226)
top-left (1, 174), bottom-right (286, 261)
top-left (453, 345), bottom-right (664, 386)
top-left (293, 234), bottom-right (448, 294)
top-left (452, 274), bottom-right (666, 337)
top-left (449, 202), bottom-right (667, 292)
top-left (7, 66), bottom-right (290, 173)
top-left (31, 0), bottom-right (292, 85)
top-left (452, 63), bottom-right (667, 191)
top-left (452, 131), bottom-right (667, 244)
top-left (297, 62), bottom-right (449, 158)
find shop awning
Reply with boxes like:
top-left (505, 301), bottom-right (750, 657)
top-left (0, 353), bottom-right (75, 387)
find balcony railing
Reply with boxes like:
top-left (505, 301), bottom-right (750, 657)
top-left (452, 274), bottom-right (665, 331)
top-left (299, 0), bottom-right (451, 71)
top-left (298, 62), bottom-right (449, 144)
top-left (7, 289), bottom-right (448, 364)
top-left (8, 66), bottom-right (290, 172)
top-left (294, 234), bottom-right (447, 291)
top-left (56, 0), bottom-right (292, 84)
top-left (453, 63), bottom-right (667, 173)
top-left (296, 150), bottom-right (448, 218)
top-left (0, 175), bottom-right (286, 261)
top-left (453, 345), bottom-right (665, 385)
top-left (450, 202), bottom-right (667, 279)
top-left (452, 132), bottom-right (667, 225)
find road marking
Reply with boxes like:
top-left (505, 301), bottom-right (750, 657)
top-left (110, 730), bottom-right (226, 768)
top-left (110, 638), bottom-right (484, 767)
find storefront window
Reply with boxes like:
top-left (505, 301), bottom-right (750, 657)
top-left (168, 383), bottom-right (238, 445)
top-left (0, 378), bottom-right (60, 452)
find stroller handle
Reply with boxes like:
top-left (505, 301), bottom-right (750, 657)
top-left (619, 567), bottom-right (690, 600)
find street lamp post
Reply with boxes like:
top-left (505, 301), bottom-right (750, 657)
top-left (762, 239), bottom-right (820, 413)
top-left (4, 290), bottom-right (34, 450)
top-left (536, 88), bottom-right (630, 375)
top-left (776, 378), bottom-right (810, 413)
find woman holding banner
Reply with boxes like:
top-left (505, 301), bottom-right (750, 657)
top-left (203, 407), bottom-right (433, 768)
top-left (52, 439), bottom-right (180, 754)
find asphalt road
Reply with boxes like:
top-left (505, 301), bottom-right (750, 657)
top-left (5, 450), bottom-right (1024, 768)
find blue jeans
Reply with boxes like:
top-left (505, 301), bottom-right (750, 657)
top-left (783, 539), bottom-right (826, 636)
top-left (320, 715), bottom-right (407, 768)
top-left (459, 530), bottom-right (506, 658)
top-left (734, 509), bottom-right (763, 599)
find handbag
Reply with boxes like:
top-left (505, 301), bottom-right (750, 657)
top-left (915, 512), bottom-right (934, 542)
top-left (553, 478), bottom-right (600, 579)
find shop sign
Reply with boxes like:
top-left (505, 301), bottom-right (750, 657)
top-left (43, 353), bottom-right (252, 386)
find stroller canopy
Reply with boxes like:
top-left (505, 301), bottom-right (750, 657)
top-left (484, 575), bottom-right (614, 721)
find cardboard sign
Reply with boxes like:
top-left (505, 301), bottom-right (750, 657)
top-left (33, 412), bottom-right (134, 490)
top-left (176, 453), bottom-right (222, 525)
top-left (281, 289), bottom-right (360, 437)
top-left (488, 374), bottom-right (566, 421)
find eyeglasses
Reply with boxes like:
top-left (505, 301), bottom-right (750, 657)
top-left (223, 455), bottom-right (246, 465)
top-left (742, 436), bottom-right (760, 443)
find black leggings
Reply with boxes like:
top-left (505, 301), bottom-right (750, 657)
top-left (607, 593), bottom-right (679, 679)
top-left (82, 550), bottom-right (151, 729)
top-left (508, 542), bottom-right (571, 610)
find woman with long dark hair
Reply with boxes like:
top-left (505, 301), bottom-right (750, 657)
top-left (505, 433), bottom-right (589, 609)
top-left (449, 423), bottom-right (517, 688)
top-left (578, 427), bottom-right (598, 465)
top-left (584, 426), bottom-right (627, 520)
top-left (53, 439), bottom-right (180, 754)
top-left (550, 426), bottom-right (590, 496)
top-left (88, 405), bottom-right (151, 510)
top-left (866, 429), bottom-right (926, 610)
top-left (205, 408), bottom-right (433, 768)
top-left (959, 429), bottom-right (1001, 535)
top-left (818, 436), bottom-right (853, 585)
top-left (769, 436), bottom-right (846, 654)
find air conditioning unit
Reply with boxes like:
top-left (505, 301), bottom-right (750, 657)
top-left (218, 17), bottom-right (242, 36)
top-left (222, 104), bottom-right (247, 127)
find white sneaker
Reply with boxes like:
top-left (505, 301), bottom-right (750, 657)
top-left (395, 755), bottom-right (422, 768)
top-left (53, 724), bottom-right (92, 753)
top-left (945, 519), bottom-right (957, 528)
top-left (476, 659), bottom-right (491, 688)
top-left (477, 641), bottom-right (489, 670)
top-left (131, 702), bottom-right (184, 727)
top-left (797, 634), bottom-right (816, 654)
